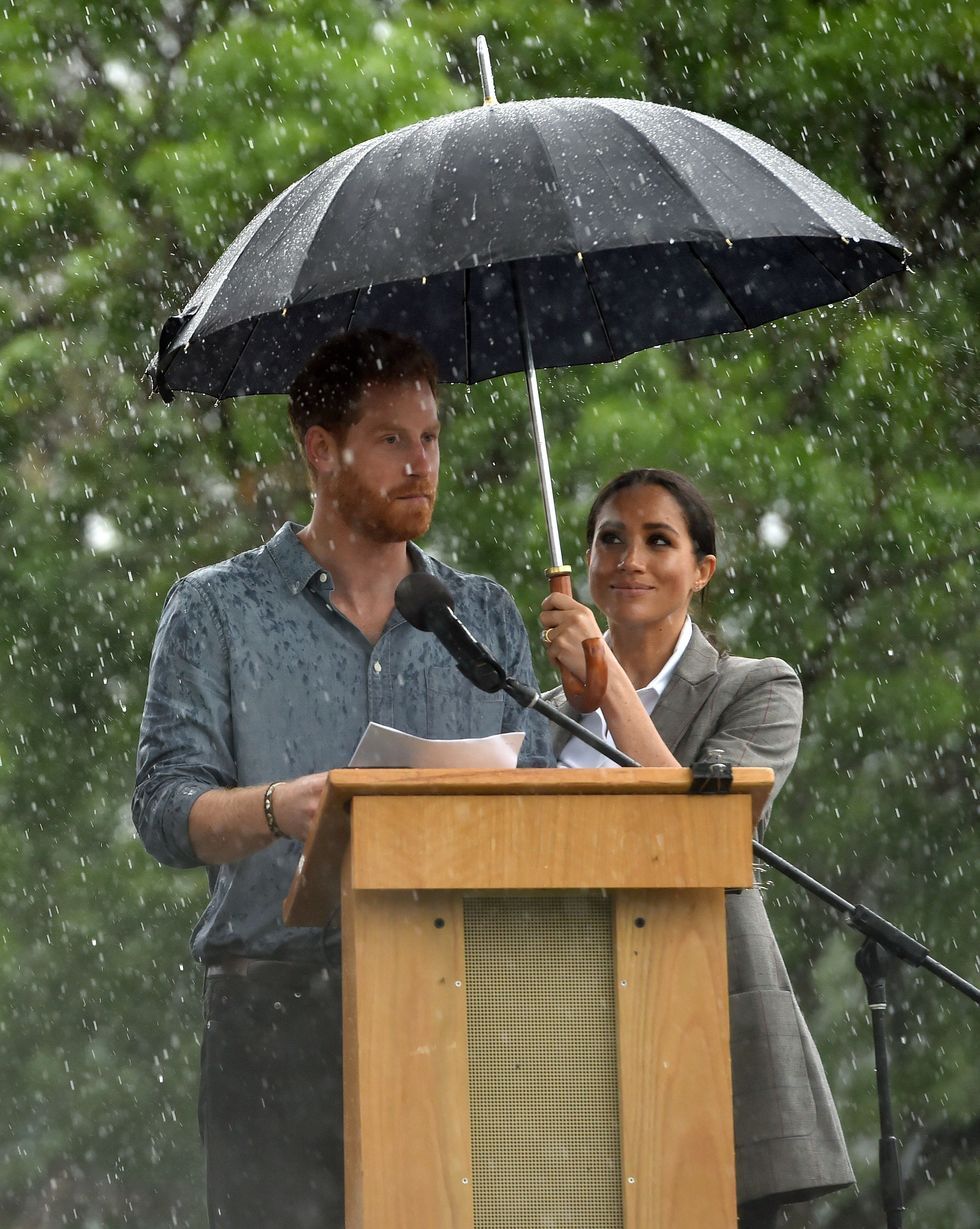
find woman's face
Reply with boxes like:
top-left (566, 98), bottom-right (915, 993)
top-left (587, 484), bottom-right (716, 629)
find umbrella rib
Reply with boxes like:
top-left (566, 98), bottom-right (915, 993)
top-left (216, 315), bottom-right (265, 400)
top-left (522, 103), bottom-right (588, 252)
top-left (590, 99), bottom-right (730, 236)
top-left (797, 234), bottom-right (874, 298)
top-left (578, 253), bottom-right (617, 361)
top-left (684, 242), bottom-right (754, 331)
top-left (291, 134), bottom-right (397, 302)
top-left (514, 105), bottom-right (617, 363)
top-left (345, 284), bottom-right (363, 333)
top-left (674, 107), bottom-right (880, 238)
top-left (184, 172), bottom-right (318, 343)
top-left (463, 267), bottom-right (471, 385)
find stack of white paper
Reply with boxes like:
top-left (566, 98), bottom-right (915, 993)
top-left (348, 722), bottom-right (523, 770)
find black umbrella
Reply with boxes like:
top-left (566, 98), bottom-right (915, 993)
top-left (151, 38), bottom-right (905, 706)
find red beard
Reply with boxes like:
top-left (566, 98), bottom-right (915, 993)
top-left (335, 473), bottom-right (437, 543)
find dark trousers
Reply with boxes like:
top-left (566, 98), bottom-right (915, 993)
top-left (738, 1198), bottom-right (783, 1229)
top-left (199, 959), bottom-right (345, 1228)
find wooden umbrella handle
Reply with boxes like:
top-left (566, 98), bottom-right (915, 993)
top-left (547, 568), bottom-right (607, 713)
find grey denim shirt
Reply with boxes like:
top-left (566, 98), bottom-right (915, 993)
top-left (133, 523), bottom-right (554, 962)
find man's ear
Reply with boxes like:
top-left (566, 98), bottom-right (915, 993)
top-left (304, 426), bottom-right (338, 479)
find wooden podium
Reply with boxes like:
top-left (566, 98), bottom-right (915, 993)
top-left (284, 767), bottom-right (771, 1229)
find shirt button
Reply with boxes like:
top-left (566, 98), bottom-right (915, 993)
top-left (319, 573), bottom-right (328, 583)
top-left (373, 660), bottom-right (382, 674)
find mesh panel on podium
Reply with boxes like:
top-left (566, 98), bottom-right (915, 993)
top-left (463, 894), bottom-right (624, 1229)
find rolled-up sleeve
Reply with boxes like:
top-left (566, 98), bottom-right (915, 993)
top-left (132, 578), bottom-right (237, 868)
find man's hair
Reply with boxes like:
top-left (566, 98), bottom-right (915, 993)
top-left (288, 329), bottom-right (439, 445)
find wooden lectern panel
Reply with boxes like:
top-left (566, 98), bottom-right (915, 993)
top-left (351, 793), bottom-right (751, 892)
top-left (343, 872), bottom-right (474, 1229)
top-left (614, 889), bottom-right (736, 1228)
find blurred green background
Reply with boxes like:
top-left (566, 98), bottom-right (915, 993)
top-left (1, 1), bottom-right (977, 1225)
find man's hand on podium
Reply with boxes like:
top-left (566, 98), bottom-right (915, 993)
top-left (188, 771), bottom-right (329, 863)
top-left (271, 772), bottom-right (330, 843)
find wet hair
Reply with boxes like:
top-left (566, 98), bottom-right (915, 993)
top-left (288, 329), bottom-right (438, 444)
top-left (585, 468), bottom-right (716, 561)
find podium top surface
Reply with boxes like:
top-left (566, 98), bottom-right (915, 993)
top-left (283, 768), bottom-right (773, 927)
top-left (321, 766), bottom-right (773, 821)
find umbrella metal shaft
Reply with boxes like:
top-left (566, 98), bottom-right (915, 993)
top-left (476, 36), bottom-right (497, 106)
top-left (513, 270), bottom-right (565, 570)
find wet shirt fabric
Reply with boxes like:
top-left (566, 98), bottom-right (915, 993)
top-left (133, 523), bottom-right (554, 963)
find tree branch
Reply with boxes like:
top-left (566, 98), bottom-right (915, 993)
top-left (0, 91), bottom-right (83, 157)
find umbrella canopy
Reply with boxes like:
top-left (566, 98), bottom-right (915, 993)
top-left (151, 94), bottom-right (905, 401)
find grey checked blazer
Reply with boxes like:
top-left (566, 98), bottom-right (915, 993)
top-left (545, 624), bottom-right (855, 1207)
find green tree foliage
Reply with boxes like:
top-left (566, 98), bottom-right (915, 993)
top-left (1, 2), bottom-right (976, 1225)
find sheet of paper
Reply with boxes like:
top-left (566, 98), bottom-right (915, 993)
top-left (348, 721), bottom-right (524, 770)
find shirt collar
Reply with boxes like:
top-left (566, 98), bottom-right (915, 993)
top-left (265, 522), bottom-right (436, 597)
top-left (265, 523), bottom-right (326, 596)
top-left (406, 541), bottom-right (436, 575)
top-left (633, 615), bottom-right (693, 701)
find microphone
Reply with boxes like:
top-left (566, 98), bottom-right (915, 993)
top-left (394, 573), bottom-right (507, 694)
top-left (395, 572), bottom-right (643, 768)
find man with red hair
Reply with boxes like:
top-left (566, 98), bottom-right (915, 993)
top-left (134, 329), bottom-right (551, 1227)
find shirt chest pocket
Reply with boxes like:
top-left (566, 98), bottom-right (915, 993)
top-left (424, 666), bottom-right (506, 740)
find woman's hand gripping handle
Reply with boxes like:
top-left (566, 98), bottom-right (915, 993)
top-left (544, 568), bottom-right (607, 713)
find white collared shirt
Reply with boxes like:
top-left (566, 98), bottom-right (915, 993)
top-left (558, 616), bottom-right (693, 769)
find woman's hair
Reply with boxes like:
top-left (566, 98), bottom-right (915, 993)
top-left (585, 468), bottom-right (716, 561)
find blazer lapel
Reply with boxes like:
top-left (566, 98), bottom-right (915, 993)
top-left (544, 688), bottom-right (580, 759)
top-left (545, 625), bottom-right (721, 760)
top-left (650, 625), bottom-right (721, 755)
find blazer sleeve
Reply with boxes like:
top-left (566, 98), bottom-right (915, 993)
top-left (697, 657), bottom-right (803, 823)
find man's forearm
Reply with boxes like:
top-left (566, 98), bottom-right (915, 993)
top-left (189, 786), bottom-right (276, 864)
top-left (188, 772), bottom-right (330, 864)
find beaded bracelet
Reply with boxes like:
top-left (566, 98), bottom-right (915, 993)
top-left (263, 781), bottom-right (287, 840)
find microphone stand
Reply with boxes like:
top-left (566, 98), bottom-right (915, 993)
top-left (493, 672), bottom-right (980, 1229)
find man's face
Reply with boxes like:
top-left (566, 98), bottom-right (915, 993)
top-left (327, 379), bottom-right (440, 543)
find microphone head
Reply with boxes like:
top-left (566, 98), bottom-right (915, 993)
top-left (394, 572), bottom-right (455, 632)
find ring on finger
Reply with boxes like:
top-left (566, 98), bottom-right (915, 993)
top-left (541, 627), bottom-right (554, 645)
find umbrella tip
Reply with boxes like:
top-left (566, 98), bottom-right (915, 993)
top-left (476, 35), bottom-right (498, 106)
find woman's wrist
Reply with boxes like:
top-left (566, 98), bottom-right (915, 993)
top-left (598, 651), bottom-right (643, 718)
top-left (598, 655), bottom-right (679, 768)
top-left (592, 658), bottom-right (644, 732)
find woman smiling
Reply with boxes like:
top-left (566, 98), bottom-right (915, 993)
top-left (540, 468), bottom-right (854, 1228)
